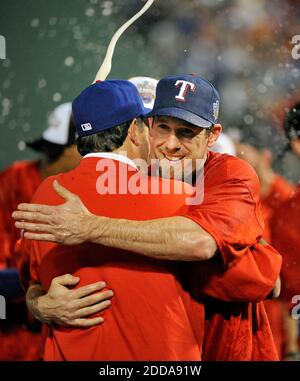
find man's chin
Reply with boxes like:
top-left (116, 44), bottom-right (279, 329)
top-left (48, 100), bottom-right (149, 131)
top-left (158, 161), bottom-right (189, 181)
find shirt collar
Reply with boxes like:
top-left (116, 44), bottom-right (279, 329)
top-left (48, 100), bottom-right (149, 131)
top-left (83, 152), bottom-right (138, 170)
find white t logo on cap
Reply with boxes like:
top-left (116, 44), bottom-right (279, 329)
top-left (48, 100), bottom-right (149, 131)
top-left (175, 80), bottom-right (196, 102)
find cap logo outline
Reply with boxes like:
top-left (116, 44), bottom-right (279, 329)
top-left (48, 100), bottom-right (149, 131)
top-left (175, 80), bottom-right (196, 102)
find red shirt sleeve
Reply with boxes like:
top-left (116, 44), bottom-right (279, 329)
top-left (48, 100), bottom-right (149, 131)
top-left (202, 301), bottom-right (278, 360)
top-left (189, 242), bottom-right (281, 302)
top-left (184, 153), bottom-right (265, 265)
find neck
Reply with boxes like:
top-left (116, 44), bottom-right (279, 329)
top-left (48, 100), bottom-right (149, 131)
top-left (114, 140), bottom-right (135, 161)
top-left (38, 158), bottom-right (66, 180)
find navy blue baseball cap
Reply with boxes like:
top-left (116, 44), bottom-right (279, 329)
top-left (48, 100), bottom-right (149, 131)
top-left (72, 80), bottom-right (148, 137)
top-left (148, 74), bottom-right (220, 128)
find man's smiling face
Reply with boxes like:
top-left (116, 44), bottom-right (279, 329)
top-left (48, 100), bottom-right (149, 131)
top-left (149, 116), bottom-right (220, 180)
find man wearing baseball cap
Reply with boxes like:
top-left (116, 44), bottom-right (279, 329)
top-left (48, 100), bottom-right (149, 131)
top-left (16, 79), bottom-right (215, 360)
top-left (26, 103), bottom-right (78, 164)
top-left (15, 74), bottom-right (282, 360)
top-left (0, 102), bottom-right (82, 361)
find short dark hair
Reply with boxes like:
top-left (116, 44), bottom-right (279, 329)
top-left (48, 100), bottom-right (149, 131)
top-left (205, 125), bottom-right (214, 136)
top-left (77, 117), bottom-right (146, 156)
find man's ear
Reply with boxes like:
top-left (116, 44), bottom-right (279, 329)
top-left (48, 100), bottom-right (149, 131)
top-left (207, 123), bottom-right (222, 148)
top-left (127, 119), bottom-right (140, 147)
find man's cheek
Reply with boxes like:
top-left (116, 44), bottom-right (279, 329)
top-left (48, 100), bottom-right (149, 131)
top-left (148, 127), bottom-right (155, 139)
top-left (149, 146), bottom-right (158, 160)
top-left (149, 140), bottom-right (162, 159)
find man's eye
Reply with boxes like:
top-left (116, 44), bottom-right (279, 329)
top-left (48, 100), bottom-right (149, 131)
top-left (158, 124), bottom-right (170, 130)
top-left (180, 129), bottom-right (195, 137)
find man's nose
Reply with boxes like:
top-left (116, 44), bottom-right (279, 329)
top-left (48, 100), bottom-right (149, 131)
top-left (164, 133), bottom-right (181, 152)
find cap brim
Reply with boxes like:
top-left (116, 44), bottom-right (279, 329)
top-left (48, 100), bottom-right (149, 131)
top-left (148, 107), bottom-right (213, 128)
top-left (25, 138), bottom-right (45, 152)
top-left (25, 138), bottom-right (67, 153)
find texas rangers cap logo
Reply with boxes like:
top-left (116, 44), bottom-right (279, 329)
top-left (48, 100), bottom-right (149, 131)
top-left (175, 80), bottom-right (196, 102)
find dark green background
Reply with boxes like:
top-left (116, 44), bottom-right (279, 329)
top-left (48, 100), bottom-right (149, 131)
top-left (0, 0), bottom-right (161, 169)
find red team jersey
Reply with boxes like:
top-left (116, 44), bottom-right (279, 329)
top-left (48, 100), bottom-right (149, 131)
top-left (260, 175), bottom-right (295, 359)
top-left (272, 189), bottom-right (300, 303)
top-left (21, 152), bottom-right (281, 360)
top-left (261, 175), bottom-right (295, 243)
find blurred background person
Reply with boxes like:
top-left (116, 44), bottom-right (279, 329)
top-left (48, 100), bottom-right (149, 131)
top-left (234, 105), bottom-right (300, 360)
top-left (0, 102), bottom-right (80, 360)
top-left (271, 102), bottom-right (300, 361)
top-left (235, 140), bottom-right (295, 360)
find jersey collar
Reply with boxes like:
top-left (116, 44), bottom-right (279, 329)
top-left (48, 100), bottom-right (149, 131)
top-left (83, 152), bottom-right (138, 170)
